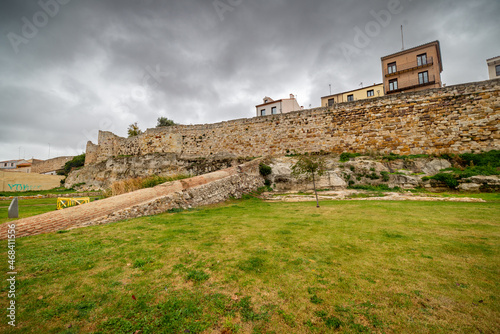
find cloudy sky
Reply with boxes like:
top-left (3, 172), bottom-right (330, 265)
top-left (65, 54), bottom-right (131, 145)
top-left (0, 0), bottom-right (498, 162)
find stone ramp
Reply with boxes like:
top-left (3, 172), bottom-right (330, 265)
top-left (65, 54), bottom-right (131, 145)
top-left (0, 159), bottom-right (263, 239)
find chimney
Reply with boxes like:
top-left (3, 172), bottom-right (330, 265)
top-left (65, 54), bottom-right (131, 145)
top-left (290, 94), bottom-right (294, 99)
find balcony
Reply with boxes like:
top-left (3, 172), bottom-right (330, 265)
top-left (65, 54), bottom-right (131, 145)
top-left (384, 57), bottom-right (434, 77)
top-left (386, 74), bottom-right (436, 94)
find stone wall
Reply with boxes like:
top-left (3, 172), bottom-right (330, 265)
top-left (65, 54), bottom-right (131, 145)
top-left (0, 159), bottom-right (264, 239)
top-left (0, 170), bottom-right (64, 192)
top-left (85, 79), bottom-right (500, 165)
top-left (31, 156), bottom-right (74, 174)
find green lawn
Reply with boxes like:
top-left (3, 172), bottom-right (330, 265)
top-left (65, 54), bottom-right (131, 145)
top-left (0, 196), bottom-right (499, 333)
top-left (0, 197), bottom-right (101, 225)
top-left (0, 198), bottom-right (59, 224)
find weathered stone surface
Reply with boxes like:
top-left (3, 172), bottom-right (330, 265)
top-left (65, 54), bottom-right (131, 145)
top-left (459, 175), bottom-right (500, 192)
top-left (66, 153), bottom-right (251, 190)
top-left (457, 183), bottom-right (481, 192)
top-left (422, 159), bottom-right (452, 175)
top-left (85, 79), bottom-right (500, 164)
top-left (8, 197), bottom-right (18, 218)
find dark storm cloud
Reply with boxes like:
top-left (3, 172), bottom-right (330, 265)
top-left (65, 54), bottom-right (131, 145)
top-left (0, 0), bottom-right (498, 161)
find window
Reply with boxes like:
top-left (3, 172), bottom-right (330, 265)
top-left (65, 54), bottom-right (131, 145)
top-left (347, 94), bottom-right (354, 102)
top-left (389, 79), bottom-right (398, 91)
top-left (260, 109), bottom-right (265, 116)
top-left (388, 62), bottom-right (397, 74)
top-left (496, 65), bottom-right (500, 77)
top-left (418, 71), bottom-right (429, 84)
top-left (367, 90), bottom-right (374, 97)
top-left (328, 99), bottom-right (335, 107)
top-left (271, 107), bottom-right (277, 115)
top-left (417, 53), bottom-right (427, 66)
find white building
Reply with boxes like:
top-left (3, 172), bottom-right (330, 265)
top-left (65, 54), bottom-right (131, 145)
top-left (487, 56), bottom-right (500, 80)
top-left (255, 94), bottom-right (302, 117)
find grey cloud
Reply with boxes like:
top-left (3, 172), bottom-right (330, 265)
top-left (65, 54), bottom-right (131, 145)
top-left (0, 0), bottom-right (499, 161)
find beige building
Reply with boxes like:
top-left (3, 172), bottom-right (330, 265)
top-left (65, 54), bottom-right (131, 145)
top-left (321, 83), bottom-right (384, 107)
top-left (0, 170), bottom-right (64, 192)
top-left (256, 94), bottom-right (302, 117)
top-left (487, 56), bottom-right (500, 80)
top-left (381, 40), bottom-right (443, 94)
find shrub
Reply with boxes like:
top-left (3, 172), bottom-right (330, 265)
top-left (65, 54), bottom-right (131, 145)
top-left (459, 150), bottom-right (500, 168)
top-left (381, 171), bottom-right (390, 182)
top-left (340, 152), bottom-right (361, 162)
top-left (62, 154), bottom-right (86, 176)
top-left (259, 163), bottom-right (272, 177)
top-left (429, 173), bottom-right (459, 188)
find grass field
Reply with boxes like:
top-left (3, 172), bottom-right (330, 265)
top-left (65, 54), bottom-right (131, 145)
top-left (0, 197), bottom-right (101, 225)
top-left (1, 195), bottom-right (499, 333)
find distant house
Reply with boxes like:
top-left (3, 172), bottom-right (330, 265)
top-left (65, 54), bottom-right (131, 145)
top-left (381, 40), bottom-right (443, 94)
top-left (256, 94), bottom-right (302, 117)
top-left (0, 159), bottom-right (32, 173)
top-left (321, 83), bottom-right (384, 107)
top-left (486, 56), bottom-right (500, 80)
top-left (0, 160), bottom-right (21, 170)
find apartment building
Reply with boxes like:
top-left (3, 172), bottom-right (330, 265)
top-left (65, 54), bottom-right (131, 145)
top-left (487, 56), bottom-right (500, 80)
top-left (321, 83), bottom-right (384, 107)
top-left (256, 94), bottom-right (302, 117)
top-left (381, 40), bottom-right (443, 94)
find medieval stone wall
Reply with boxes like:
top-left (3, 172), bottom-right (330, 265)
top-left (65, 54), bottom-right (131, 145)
top-left (31, 156), bottom-right (74, 174)
top-left (86, 79), bottom-right (500, 165)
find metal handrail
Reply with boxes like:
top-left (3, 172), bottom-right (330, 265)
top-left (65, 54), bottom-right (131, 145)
top-left (385, 56), bottom-right (434, 76)
top-left (387, 74), bottom-right (436, 93)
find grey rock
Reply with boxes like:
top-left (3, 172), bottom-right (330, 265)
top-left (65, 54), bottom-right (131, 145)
top-left (422, 159), bottom-right (451, 175)
top-left (467, 175), bottom-right (500, 185)
top-left (457, 183), bottom-right (481, 191)
top-left (8, 198), bottom-right (18, 219)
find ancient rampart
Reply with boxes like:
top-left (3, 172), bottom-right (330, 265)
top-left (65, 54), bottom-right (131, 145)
top-left (86, 79), bottom-right (500, 165)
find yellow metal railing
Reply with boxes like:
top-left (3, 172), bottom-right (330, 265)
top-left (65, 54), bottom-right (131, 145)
top-left (57, 197), bottom-right (90, 210)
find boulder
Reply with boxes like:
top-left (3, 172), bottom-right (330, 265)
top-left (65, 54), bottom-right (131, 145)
top-left (422, 159), bottom-right (451, 175)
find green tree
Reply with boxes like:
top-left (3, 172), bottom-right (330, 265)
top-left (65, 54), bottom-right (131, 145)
top-left (156, 117), bottom-right (176, 127)
top-left (127, 122), bottom-right (143, 137)
top-left (291, 154), bottom-right (326, 208)
top-left (59, 153), bottom-right (86, 176)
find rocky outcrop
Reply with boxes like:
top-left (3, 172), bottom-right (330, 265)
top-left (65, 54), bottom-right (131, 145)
top-left (65, 153), bottom-right (252, 190)
top-left (458, 175), bottom-right (500, 192)
top-left (267, 156), bottom-right (497, 192)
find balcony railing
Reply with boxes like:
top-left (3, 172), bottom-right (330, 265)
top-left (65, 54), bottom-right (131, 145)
top-left (386, 74), bottom-right (436, 94)
top-left (384, 57), bottom-right (434, 77)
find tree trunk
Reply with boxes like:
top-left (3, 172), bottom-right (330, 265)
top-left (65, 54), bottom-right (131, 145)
top-left (312, 173), bottom-right (319, 208)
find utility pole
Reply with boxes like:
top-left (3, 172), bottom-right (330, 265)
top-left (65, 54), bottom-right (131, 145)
top-left (401, 25), bottom-right (405, 50)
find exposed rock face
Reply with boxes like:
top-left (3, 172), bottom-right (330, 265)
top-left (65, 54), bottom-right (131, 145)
top-left (458, 175), bottom-right (500, 192)
top-left (267, 156), bottom-right (472, 191)
top-left (422, 159), bottom-right (452, 175)
top-left (65, 154), bottom-right (251, 190)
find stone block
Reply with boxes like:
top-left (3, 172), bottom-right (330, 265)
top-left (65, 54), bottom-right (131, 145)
top-left (8, 197), bottom-right (18, 218)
